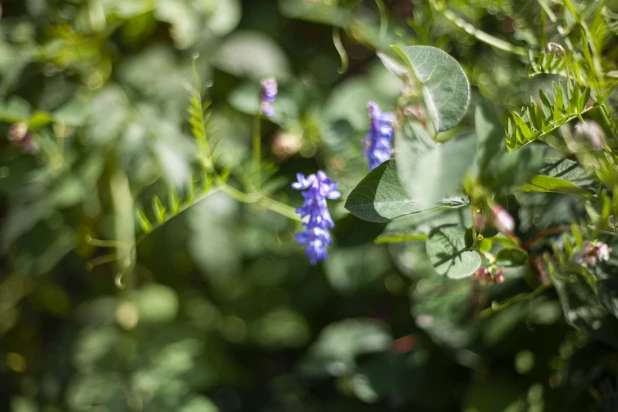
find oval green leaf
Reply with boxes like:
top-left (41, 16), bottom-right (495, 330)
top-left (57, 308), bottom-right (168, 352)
top-left (392, 45), bottom-right (470, 133)
top-left (426, 224), bottom-right (481, 279)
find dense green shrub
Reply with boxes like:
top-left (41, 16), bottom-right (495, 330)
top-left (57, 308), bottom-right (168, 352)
top-left (2, 0), bottom-right (618, 411)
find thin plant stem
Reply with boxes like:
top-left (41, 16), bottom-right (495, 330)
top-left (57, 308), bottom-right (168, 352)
top-left (480, 282), bottom-right (551, 318)
top-left (110, 165), bottom-right (136, 294)
top-left (374, 0), bottom-right (388, 43)
top-left (253, 112), bottom-right (262, 191)
top-left (332, 28), bottom-right (349, 74)
top-left (221, 184), bottom-right (301, 222)
top-left (433, 1), bottom-right (528, 56)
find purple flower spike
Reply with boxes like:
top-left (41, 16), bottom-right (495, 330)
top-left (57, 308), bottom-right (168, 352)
top-left (362, 101), bottom-right (395, 171)
top-left (260, 78), bottom-right (278, 117)
top-left (292, 171), bottom-right (341, 265)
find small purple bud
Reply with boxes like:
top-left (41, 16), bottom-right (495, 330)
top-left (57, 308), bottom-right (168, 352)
top-left (362, 101), bottom-right (395, 171)
top-left (260, 78), bottom-right (278, 117)
top-left (292, 170), bottom-right (340, 264)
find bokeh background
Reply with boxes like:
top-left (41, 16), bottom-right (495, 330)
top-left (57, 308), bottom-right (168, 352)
top-left (1, 0), bottom-right (617, 411)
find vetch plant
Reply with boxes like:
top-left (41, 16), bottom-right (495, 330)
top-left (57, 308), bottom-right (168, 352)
top-left (260, 78), bottom-right (277, 117)
top-left (292, 171), bottom-right (340, 264)
top-left (3, 1), bottom-right (618, 409)
top-left (362, 101), bottom-right (395, 171)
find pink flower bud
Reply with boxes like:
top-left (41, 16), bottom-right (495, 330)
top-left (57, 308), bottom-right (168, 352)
top-left (8, 122), bottom-right (28, 143)
top-left (596, 242), bottom-right (612, 262)
top-left (494, 271), bottom-right (505, 284)
top-left (492, 204), bottom-right (515, 234)
top-left (8, 122), bottom-right (37, 154)
top-left (580, 240), bottom-right (612, 267)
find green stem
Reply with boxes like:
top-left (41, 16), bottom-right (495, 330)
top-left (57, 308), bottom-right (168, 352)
top-left (221, 184), bottom-right (301, 222)
top-left (374, 0), bottom-right (388, 43)
top-left (110, 165), bottom-right (136, 294)
top-left (332, 27), bottom-right (349, 74)
top-left (134, 187), bottom-right (221, 246)
top-left (480, 282), bottom-right (551, 318)
top-left (253, 113), bottom-right (262, 191)
top-left (433, 1), bottom-right (528, 56)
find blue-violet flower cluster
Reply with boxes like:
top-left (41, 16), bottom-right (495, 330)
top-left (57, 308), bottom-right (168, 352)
top-left (362, 101), bottom-right (395, 171)
top-left (260, 78), bottom-right (277, 117)
top-left (292, 171), bottom-right (341, 264)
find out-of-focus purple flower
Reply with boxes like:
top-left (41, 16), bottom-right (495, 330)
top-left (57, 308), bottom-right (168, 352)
top-left (260, 78), bottom-right (277, 117)
top-left (8, 122), bottom-right (37, 154)
top-left (362, 101), bottom-right (395, 171)
top-left (292, 171), bottom-right (340, 265)
top-left (578, 240), bottom-right (612, 267)
top-left (492, 204), bottom-right (515, 234)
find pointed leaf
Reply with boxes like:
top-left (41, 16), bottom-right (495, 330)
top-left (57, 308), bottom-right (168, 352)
top-left (344, 160), bottom-right (418, 223)
top-left (168, 186), bottom-right (180, 214)
top-left (137, 210), bottom-right (153, 234)
top-left (152, 196), bottom-right (167, 223)
top-left (520, 175), bottom-right (592, 198)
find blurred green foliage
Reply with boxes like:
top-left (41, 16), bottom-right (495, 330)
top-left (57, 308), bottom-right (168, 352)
top-left (2, 0), bottom-right (618, 411)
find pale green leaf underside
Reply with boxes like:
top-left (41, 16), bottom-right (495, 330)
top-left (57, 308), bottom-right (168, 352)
top-left (396, 123), bottom-right (477, 209)
top-left (426, 224), bottom-right (481, 279)
top-left (392, 45), bottom-right (470, 132)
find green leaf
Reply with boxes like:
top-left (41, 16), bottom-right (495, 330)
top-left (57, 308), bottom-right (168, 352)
top-left (425, 224), bottom-right (481, 279)
top-left (344, 160), bottom-right (418, 223)
top-left (134, 283), bottom-right (179, 324)
top-left (474, 102), bottom-right (505, 176)
top-left (520, 175), bottom-right (592, 198)
top-left (168, 186), bottom-right (180, 214)
top-left (299, 318), bottom-right (392, 376)
top-left (495, 248), bottom-right (528, 268)
top-left (376, 206), bottom-right (470, 244)
top-left (152, 196), bottom-right (167, 224)
top-left (553, 271), bottom-right (618, 348)
top-left (537, 157), bottom-right (596, 189)
top-left (54, 97), bottom-right (89, 127)
top-left (137, 210), bottom-right (153, 234)
top-left (214, 30), bottom-right (291, 80)
top-left (392, 45), bottom-right (470, 132)
top-left (481, 144), bottom-right (547, 194)
top-left (396, 122), bottom-right (477, 208)
top-left (27, 111), bottom-right (53, 130)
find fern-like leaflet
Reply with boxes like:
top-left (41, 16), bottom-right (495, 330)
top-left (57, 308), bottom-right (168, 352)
top-left (505, 81), bottom-right (614, 150)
